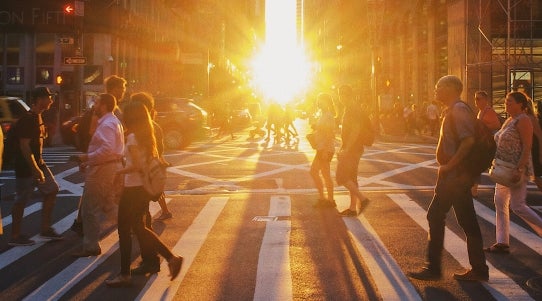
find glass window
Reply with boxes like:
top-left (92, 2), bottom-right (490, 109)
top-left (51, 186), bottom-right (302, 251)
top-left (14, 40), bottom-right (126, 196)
top-left (6, 34), bottom-right (21, 65)
top-left (7, 67), bottom-right (24, 84)
top-left (36, 67), bottom-right (54, 84)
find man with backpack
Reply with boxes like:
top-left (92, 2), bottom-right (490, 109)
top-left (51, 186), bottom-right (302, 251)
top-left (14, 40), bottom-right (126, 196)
top-left (408, 75), bottom-right (489, 282)
top-left (9, 87), bottom-right (62, 246)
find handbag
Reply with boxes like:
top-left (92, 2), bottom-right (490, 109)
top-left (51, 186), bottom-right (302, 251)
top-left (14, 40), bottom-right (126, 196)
top-left (306, 132), bottom-right (318, 149)
top-left (489, 158), bottom-right (521, 187)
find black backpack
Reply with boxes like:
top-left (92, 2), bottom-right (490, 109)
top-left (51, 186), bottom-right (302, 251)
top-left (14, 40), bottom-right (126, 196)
top-left (450, 102), bottom-right (496, 176)
top-left (2, 120), bottom-right (21, 170)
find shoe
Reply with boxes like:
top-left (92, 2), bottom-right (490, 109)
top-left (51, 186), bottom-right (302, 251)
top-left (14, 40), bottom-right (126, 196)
top-left (484, 243), bottom-right (510, 254)
top-left (70, 219), bottom-right (83, 236)
top-left (168, 255), bottom-right (183, 281)
top-left (71, 249), bottom-right (101, 258)
top-left (105, 274), bottom-right (132, 287)
top-left (155, 212), bottom-right (173, 221)
top-left (339, 209), bottom-right (358, 217)
top-left (453, 269), bottom-right (489, 282)
top-left (131, 263), bottom-right (160, 275)
top-left (8, 235), bottom-right (36, 246)
top-left (40, 228), bottom-right (63, 240)
top-left (408, 267), bottom-right (442, 280)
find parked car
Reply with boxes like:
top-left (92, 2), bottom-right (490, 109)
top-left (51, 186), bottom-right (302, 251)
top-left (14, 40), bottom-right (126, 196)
top-left (154, 97), bottom-right (209, 149)
top-left (0, 96), bottom-right (31, 135)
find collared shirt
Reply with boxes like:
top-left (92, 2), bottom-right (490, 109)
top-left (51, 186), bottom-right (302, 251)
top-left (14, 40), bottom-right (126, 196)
top-left (87, 112), bottom-right (124, 165)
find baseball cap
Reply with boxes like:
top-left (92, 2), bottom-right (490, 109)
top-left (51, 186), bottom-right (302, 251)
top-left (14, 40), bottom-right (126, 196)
top-left (31, 87), bottom-right (57, 99)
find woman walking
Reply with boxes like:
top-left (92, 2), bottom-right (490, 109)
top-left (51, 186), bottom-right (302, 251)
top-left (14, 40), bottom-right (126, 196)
top-left (310, 93), bottom-right (337, 208)
top-left (485, 91), bottom-right (542, 254)
top-left (106, 101), bottom-right (182, 287)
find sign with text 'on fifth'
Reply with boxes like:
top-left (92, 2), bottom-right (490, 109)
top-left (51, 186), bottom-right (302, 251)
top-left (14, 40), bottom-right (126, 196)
top-left (64, 57), bottom-right (87, 65)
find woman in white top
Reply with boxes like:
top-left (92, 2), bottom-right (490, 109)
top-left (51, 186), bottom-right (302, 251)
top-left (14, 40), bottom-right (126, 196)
top-left (310, 93), bottom-right (337, 208)
top-left (105, 101), bottom-right (182, 287)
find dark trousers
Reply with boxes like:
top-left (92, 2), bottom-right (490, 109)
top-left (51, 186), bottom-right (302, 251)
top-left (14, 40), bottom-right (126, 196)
top-left (426, 169), bottom-right (488, 273)
top-left (118, 186), bottom-right (172, 275)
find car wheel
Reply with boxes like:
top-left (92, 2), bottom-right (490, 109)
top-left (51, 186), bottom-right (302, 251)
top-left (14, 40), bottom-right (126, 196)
top-left (163, 128), bottom-right (189, 149)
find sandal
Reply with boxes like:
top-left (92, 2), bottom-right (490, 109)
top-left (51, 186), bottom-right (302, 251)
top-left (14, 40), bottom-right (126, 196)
top-left (484, 243), bottom-right (510, 254)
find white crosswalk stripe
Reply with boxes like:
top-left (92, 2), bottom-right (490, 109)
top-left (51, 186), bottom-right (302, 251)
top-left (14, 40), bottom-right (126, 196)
top-left (1, 192), bottom-right (540, 300)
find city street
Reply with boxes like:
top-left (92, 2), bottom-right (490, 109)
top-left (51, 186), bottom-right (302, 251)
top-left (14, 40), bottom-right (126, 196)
top-left (0, 119), bottom-right (541, 300)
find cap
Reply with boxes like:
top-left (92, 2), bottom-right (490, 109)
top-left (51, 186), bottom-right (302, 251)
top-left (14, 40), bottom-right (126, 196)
top-left (31, 87), bottom-right (57, 99)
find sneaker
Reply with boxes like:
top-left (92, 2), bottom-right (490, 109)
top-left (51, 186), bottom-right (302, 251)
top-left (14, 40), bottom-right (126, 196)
top-left (339, 209), bottom-right (358, 217)
top-left (40, 228), bottom-right (63, 240)
top-left (131, 263), bottom-right (160, 275)
top-left (453, 269), bottom-right (489, 282)
top-left (8, 235), bottom-right (36, 246)
top-left (408, 267), bottom-right (442, 280)
top-left (155, 212), bottom-right (173, 221)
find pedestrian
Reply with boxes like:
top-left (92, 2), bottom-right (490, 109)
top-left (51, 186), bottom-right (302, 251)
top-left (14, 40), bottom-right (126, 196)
top-left (484, 91), bottom-right (542, 254)
top-left (527, 98), bottom-right (542, 192)
top-left (129, 92), bottom-right (173, 275)
top-left (471, 90), bottom-right (502, 198)
top-left (336, 85), bottom-right (370, 216)
top-left (310, 93), bottom-right (336, 208)
top-left (9, 87), bottom-right (63, 246)
top-left (0, 127), bottom-right (3, 235)
top-left (71, 75), bottom-right (127, 235)
top-left (408, 75), bottom-right (489, 282)
top-left (71, 93), bottom-right (125, 257)
top-left (106, 101), bottom-right (182, 287)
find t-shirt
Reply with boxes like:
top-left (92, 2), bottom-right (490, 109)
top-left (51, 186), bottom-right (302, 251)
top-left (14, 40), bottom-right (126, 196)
top-left (14, 112), bottom-right (46, 177)
top-left (436, 101), bottom-right (475, 165)
top-left (124, 133), bottom-right (146, 187)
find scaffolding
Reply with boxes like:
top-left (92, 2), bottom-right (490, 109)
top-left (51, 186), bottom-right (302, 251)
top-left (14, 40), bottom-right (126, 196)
top-left (466, 0), bottom-right (542, 110)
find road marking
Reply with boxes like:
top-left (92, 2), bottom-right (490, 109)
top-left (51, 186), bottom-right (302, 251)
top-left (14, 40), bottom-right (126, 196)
top-left (1, 203), bottom-right (42, 228)
top-left (473, 200), bottom-right (542, 254)
top-left (23, 199), bottom-right (170, 301)
top-left (336, 195), bottom-right (421, 301)
top-left (136, 196), bottom-right (229, 301)
top-left (0, 211), bottom-right (76, 270)
top-left (387, 193), bottom-right (534, 301)
top-left (253, 195), bottom-right (292, 301)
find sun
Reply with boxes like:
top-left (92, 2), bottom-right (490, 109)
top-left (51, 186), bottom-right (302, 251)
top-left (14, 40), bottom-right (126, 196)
top-left (249, 0), bottom-right (312, 105)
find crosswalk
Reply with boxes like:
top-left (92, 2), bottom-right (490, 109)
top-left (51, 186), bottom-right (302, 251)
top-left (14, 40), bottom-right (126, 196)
top-left (0, 192), bottom-right (541, 300)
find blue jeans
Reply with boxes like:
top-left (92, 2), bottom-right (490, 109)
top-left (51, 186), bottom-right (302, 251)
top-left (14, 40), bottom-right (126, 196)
top-left (426, 168), bottom-right (488, 273)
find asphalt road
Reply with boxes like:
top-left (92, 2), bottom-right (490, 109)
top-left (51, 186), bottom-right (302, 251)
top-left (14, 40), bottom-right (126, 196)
top-left (0, 120), bottom-right (541, 300)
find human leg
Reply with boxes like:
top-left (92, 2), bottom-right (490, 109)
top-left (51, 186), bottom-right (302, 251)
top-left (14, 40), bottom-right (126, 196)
top-left (452, 191), bottom-right (488, 274)
top-left (117, 188), bottom-right (134, 276)
top-left (310, 154), bottom-right (325, 200)
top-left (494, 183), bottom-right (511, 245)
top-left (37, 165), bottom-right (61, 238)
top-left (510, 181), bottom-right (542, 237)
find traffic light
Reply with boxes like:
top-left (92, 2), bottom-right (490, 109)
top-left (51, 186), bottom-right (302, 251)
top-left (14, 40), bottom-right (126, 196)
top-left (63, 3), bottom-right (74, 15)
top-left (56, 71), bottom-right (75, 90)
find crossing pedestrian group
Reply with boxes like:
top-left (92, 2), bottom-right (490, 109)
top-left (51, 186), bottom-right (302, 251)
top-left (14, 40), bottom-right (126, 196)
top-left (1, 73), bottom-right (541, 289)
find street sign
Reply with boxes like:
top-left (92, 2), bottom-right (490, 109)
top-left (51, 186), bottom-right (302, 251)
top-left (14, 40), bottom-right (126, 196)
top-left (57, 37), bottom-right (74, 44)
top-left (64, 57), bottom-right (87, 65)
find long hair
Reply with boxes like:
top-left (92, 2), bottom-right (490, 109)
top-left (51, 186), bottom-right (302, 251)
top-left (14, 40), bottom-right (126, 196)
top-left (123, 101), bottom-right (158, 158)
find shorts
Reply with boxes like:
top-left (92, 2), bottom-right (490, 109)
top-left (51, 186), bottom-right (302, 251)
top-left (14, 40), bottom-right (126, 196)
top-left (336, 151), bottom-right (363, 186)
top-left (16, 164), bottom-right (59, 203)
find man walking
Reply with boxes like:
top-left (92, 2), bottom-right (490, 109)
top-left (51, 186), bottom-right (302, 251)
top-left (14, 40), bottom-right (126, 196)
top-left (9, 87), bottom-right (62, 246)
top-left (409, 75), bottom-right (489, 281)
top-left (72, 93), bottom-right (124, 257)
top-left (336, 85), bottom-right (370, 216)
